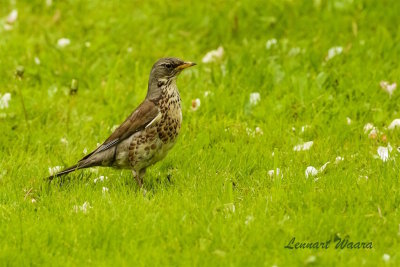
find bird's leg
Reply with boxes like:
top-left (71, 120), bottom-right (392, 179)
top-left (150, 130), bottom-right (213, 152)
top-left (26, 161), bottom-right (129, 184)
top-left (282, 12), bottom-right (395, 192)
top-left (132, 170), bottom-right (142, 188)
top-left (139, 168), bottom-right (146, 185)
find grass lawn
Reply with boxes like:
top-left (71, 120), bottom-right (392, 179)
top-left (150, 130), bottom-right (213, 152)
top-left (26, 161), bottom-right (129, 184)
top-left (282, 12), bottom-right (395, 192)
top-left (1, 0), bottom-right (400, 266)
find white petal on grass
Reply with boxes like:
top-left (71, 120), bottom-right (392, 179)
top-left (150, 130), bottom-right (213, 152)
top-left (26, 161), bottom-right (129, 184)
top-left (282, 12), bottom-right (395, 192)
top-left (293, 141), bottom-right (313, 151)
top-left (249, 92), bottom-right (261, 105)
top-left (0, 93), bottom-right (11, 109)
top-left (265, 38), bottom-right (277, 49)
top-left (204, 91), bottom-right (212, 97)
top-left (46, 0), bottom-right (53, 6)
top-left (83, 147), bottom-right (88, 154)
top-left (377, 146), bottom-right (391, 162)
top-left (34, 57), bottom-right (41, 65)
top-left (335, 156), bottom-right (344, 164)
top-left (363, 123), bottom-right (374, 134)
top-left (388, 119), bottom-right (400, 130)
top-left (346, 117), bottom-right (352, 125)
top-left (73, 201), bottom-right (92, 214)
top-left (382, 254), bottom-right (390, 262)
top-left (6, 10), bottom-right (18, 24)
top-left (31, 198), bottom-right (36, 203)
top-left (94, 175), bottom-right (108, 183)
top-left (244, 215), bottom-right (254, 225)
top-left (305, 166), bottom-right (318, 178)
top-left (255, 127), bottom-right (263, 135)
top-left (102, 187), bottom-right (109, 194)
top-left (319, 161), bottom-right (330, 172)
top-left (57, 38), bottom-right (71, 48)
top-left (48, 166), bottom-right (62, 175)
top-left (60, 137), bottom-right (68, 145)
top-left (380, 81), bottom-right (397, 96)
top-left (268, 168), bottom-right (282, 178)
top-left (301, 125), bottom-right (310, 133)
top-left (202, 46), bottom-right (224, 63)
top-left (191, 98), bottom-right (201, 111)
top-left (326, 46), bottom-right (343, 60)
top-left (3, 24), bottom-right (13, 31)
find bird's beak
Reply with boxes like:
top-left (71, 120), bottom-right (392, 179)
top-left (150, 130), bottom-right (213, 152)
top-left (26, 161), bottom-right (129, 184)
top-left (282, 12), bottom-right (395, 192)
top-left (175, 62), bottom-right (196, 71)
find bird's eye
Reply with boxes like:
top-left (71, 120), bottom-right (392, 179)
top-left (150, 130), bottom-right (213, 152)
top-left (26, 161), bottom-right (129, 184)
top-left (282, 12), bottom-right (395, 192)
top-left (165, 63), bottom-right (172, 69)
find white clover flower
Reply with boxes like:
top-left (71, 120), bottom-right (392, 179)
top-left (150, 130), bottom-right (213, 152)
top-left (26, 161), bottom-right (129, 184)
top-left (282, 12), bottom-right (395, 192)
top-left (48, 166), bottom-right (62, 175)
top-left (293, 141), bottom-right (313, 151)
top-left (265, 38), bottom-right (277, 50)
top-left (6, 10), bottom-right (18, 24)
top-left (388, 119), bottom-right (400, 130)
top-left (380, 81), bottom-right (397, 96)
top-left (326, 46), bottom-right (343, 60)
top-left (249, 92), bottom-right (260, 105)
top-left (202, 46), bottom-right (224, 63)
top-left (0, 93), bottom-right (11, 109)
top-left (191, 98), bottom-right (201, 111)
top-left (57, 38), bottom-right (71, 48)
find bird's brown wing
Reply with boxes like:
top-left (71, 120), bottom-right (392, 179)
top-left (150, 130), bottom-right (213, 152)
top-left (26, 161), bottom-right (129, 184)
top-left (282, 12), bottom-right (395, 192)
top-left (79, 99), bottom-right (160, 162)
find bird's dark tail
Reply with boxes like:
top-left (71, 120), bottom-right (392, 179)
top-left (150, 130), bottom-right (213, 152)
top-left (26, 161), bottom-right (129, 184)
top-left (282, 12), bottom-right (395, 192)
top-left (47, 163), bottom-right (87, 181)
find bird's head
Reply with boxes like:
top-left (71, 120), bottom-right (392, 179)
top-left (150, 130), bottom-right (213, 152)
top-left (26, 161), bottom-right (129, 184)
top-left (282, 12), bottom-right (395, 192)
top-left (147, 57), bottom-right (196, 99)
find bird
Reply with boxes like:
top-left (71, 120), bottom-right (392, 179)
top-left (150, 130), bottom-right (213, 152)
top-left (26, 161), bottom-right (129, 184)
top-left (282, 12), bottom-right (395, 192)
top-left (48, 57), bottom-right (196, 187)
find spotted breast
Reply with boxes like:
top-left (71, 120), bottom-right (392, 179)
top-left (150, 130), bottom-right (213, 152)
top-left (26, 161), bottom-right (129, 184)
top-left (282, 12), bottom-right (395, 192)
top-left (125, 79), bottom-right (182, 171)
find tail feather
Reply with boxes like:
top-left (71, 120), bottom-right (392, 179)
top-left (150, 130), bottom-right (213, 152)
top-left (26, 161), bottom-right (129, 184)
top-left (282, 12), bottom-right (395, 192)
top-left (47, 163), bottom-right (85, 181)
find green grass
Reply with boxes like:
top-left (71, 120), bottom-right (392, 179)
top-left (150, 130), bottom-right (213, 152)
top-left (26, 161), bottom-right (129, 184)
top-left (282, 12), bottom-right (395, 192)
top-left (1, 0), bottom-right (400, 266)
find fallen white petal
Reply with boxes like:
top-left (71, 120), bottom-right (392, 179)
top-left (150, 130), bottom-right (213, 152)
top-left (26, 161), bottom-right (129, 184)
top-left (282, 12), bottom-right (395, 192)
top-left (202, 46), bottom-right (224, 63)
top-left (0, 93), bottom-right (11, 109)
top-left (34, 57), bottom-right (41, 65)
top-left (6, 10), bottom-right (18, 24)
top-left (268, 168), bottom-right (282, 178)
top-left (57, 38), bottom-right (71, 48)
top-left (60, 137), bottom-right (68, 145)
top-left (380, 81), bottom-right (397, 96)
top-left (249, 92), bottom-right (261, 105)
top-left (377, 146), bottom-right (389, 162)
top-left (335, 156), bottom-right (344, 164)
top-left (265, 38), bottom-right (277, 50)
top-left (319, 161), bottom-right (330, 172)
top-left (102, 187), bottom-right (109, 194)
top-left (382, 254), bottom-right (390, 262)
top-left (363, 123), bottom-right (374, 134)
top-left (305, 166), bottom-right (318, 178)
top-left (293, 141), bottom-right (314, 151)
top-left (346, 117), bottom-right (352, 125)
top-left (326, 46), bottom-right (343, 60)
top-left (388, 119), bottom-right (400, 130)
top-left (48, 166), bottom-right (62, 175)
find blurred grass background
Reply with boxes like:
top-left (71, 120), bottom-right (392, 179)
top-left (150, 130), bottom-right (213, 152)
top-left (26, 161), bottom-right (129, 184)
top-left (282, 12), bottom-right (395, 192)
top-left (1, 0), bottom-right (400, 266)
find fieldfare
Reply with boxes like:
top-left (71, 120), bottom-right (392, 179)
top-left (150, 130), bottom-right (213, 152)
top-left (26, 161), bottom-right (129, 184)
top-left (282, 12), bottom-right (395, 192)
top-left (48, 57), bottom-right (196, 187)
